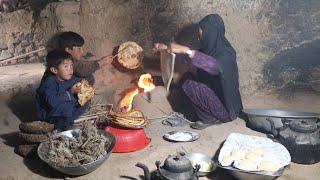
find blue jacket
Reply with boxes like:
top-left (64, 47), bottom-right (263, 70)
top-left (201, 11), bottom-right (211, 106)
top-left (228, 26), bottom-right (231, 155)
top-left (35, 72), bottom-right (94, 128)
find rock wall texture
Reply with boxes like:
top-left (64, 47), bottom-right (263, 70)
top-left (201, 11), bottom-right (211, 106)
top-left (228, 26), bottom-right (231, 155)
top-left (0, 9), bottom-right (45, 66)
top-left (1, 0), bottom-right (319, 97)
top-left (145, 0), bottom-right (320, 96)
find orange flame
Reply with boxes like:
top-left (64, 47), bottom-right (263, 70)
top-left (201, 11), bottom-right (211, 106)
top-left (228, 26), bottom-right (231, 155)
top-left (118, 73), bottom-right (156, 112)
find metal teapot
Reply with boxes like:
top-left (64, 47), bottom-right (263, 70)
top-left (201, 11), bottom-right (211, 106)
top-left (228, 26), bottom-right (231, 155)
top-left (136, 154), bottom-right (200, 180)
top-left (270, 118), bottom-right (320, 164)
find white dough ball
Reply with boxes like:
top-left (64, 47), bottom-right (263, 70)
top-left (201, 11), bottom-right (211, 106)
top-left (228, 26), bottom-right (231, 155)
top-left (236, 159), bottom-right (257, 171)
top-left (245, 152), bottom-right (262, 162)
top-left (231, 149), bottom-right (246, 160)
top-left (250, 147), bottom-right (263, 156)
top-left (258, 161), bottom-right (278, 172)
top-left (221, 155), bottom-right (234, 166)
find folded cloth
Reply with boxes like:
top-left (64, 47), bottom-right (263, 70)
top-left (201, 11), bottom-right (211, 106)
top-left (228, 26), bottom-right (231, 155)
top-left (162, 112), bottom-right (189, 127)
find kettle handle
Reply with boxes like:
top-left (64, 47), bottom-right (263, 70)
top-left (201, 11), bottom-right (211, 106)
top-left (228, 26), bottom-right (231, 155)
top-left (136, 162), bottom-right (151, 180)
top-left (156, 161), bottom-right (164, 178)
top-left (190, 164), bottom-right (200, 180)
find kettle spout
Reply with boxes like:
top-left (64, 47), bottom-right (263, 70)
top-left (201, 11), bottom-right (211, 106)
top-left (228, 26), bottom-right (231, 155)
top-left (136, 162), bottom-right (151, 180)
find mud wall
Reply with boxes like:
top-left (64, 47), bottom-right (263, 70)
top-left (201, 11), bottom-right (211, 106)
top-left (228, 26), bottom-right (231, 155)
top-left (0, 9), bottom-right (46, 66)
top-left (1, 0), bottom-right (319, 97)
top-left (76, 0), bottom-right (320, 96)
top-left (145, 0), bottom-right (320, 96)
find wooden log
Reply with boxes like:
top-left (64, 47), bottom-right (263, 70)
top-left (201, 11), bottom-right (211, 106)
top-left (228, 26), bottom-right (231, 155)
top-left (0, 46), bottom-right (46, 65)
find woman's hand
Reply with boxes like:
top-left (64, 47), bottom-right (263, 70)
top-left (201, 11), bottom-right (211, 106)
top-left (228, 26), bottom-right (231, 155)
top-left (170, 42), bottom-right (195, 58)
top-left (153, 43), bottom-right (168, 53)
top-left (169, 42), bottom-right (190, 54)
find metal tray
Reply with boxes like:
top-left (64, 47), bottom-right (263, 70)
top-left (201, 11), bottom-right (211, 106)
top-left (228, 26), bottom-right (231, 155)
top-left (215, 160), bottom-right (285, 180)
top-left (243, 109), bottom-right (319, 118)
top-left (243, 109), bottom-right (319, 134)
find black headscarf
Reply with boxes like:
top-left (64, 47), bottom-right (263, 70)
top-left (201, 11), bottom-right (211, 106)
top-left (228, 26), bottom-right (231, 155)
top-left (198, 14), bottom-right (243, 120)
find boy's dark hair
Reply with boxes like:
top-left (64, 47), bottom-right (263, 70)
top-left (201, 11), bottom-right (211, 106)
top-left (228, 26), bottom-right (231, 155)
top-left (46, 49), bottom-right (73, 69)
top-left (58, 31), bottom-right (84, 50)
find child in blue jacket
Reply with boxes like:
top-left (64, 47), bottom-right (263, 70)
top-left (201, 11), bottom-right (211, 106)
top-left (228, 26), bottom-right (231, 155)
top-left (35, 49), bottom-right (93, 131)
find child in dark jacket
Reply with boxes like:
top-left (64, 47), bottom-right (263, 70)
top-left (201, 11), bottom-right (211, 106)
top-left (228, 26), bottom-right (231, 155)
top-left (58, 31), bottom-right (112, 78)
top-left (35, 49), bottom-right (93, 131)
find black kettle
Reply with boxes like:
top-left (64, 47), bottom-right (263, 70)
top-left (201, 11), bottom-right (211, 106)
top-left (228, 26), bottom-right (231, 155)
top-left (136, 154), bottom-right (200, 180)
top-left (277, 118), bottom-right (320, 164)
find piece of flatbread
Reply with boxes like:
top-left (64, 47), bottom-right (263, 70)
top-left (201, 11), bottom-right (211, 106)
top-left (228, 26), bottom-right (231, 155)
top-left (118, 41), bottom-right (143, 69)
top-left (160, 52), bottom-right (176, 92)
top-left (77, 79), bottom-right (95, 106)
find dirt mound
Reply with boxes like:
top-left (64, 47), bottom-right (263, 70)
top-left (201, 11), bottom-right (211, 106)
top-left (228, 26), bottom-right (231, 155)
top-left (19, 121), bottom-right (54, 134)
top-left (18, 132), bottom-right (49, 143)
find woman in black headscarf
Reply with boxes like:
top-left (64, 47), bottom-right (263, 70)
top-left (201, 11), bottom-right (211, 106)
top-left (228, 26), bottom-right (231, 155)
top-left (154, 14), bottom-right (243, 129)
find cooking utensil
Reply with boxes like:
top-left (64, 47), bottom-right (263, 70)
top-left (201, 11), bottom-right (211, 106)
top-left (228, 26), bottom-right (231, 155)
top-left (136, 154), bottom-right (200, 180)
top-left (278, 119), bottom-right (320, 164)
top-left (243, 108), bottom-right (319, 134)
top-left (37, 130), bottom-right (115, 176)
top-left (215, 160), bottom-right (286, 180)
top-left (181, 146), bottom-right (216, 176)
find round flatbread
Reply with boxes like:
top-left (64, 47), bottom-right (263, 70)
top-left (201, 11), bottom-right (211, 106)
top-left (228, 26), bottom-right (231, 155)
top-left (77, 79), bottom-right (95, 106)
top-left (118, 41), bottom-right (143, 69)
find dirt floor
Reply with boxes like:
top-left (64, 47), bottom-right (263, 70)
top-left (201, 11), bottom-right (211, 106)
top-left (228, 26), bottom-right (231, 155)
top-left (0, 89), bottom-right (320, 180)
top-left (1, 87), bottom-right (320, 180)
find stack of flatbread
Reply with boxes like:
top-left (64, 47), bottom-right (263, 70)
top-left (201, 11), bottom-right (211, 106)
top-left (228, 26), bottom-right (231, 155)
top-left (107, 109), bottom-right (149, 129)
top-left (117, 41), bottom-right (143, 69)
top-left (77, 79), bottom-right (95, 106)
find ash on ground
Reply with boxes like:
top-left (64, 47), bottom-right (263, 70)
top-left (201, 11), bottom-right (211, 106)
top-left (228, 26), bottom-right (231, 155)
top-left (42, 122), bottom-right (111, 167)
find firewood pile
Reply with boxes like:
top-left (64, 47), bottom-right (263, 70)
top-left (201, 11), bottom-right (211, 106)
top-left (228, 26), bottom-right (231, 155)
top-left (16, 121), bottom-right (53, 157)
top-left (310, 66), bottom-right (320, 93)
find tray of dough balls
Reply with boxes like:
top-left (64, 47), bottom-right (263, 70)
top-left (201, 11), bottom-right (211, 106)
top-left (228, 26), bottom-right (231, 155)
top-left (217, 133), bottom-right (291, 178)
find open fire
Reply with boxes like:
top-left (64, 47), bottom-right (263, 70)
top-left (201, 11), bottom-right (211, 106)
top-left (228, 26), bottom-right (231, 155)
top-left (118, 73), bottom-right (156, 112)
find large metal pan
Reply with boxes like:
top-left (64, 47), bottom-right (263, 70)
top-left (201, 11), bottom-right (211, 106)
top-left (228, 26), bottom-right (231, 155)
top-left (215, 160), bottom-right (286, 180)
top-left (38, 129), bottom-right (115, 176)
top-left (243, 109), bottom-right (319, 134)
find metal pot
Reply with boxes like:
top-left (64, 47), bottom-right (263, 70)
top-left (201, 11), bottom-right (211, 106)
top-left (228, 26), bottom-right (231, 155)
top-left (136, 154), bottom-right (200, 180)
top-left (243, 109), bottom-right (319, 134)
top-left (278, 119), bottom-right (320, 164)
top-left (180, 152), bottom-right (216, 176)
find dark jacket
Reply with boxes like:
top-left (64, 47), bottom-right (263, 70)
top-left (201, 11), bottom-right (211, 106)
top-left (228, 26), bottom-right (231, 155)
top-left (198, 14), bottom-right (243, 120)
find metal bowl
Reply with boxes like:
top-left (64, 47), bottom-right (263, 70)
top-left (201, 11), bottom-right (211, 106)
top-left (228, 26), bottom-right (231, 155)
top-left (37, 129), bottom-right (115, 176)
top-left (243, 109), bottom-right (319, 134)
top-left (215, 160), bottom-right (286, 180)
top-left (183, 152), bottom-right (216, 176)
